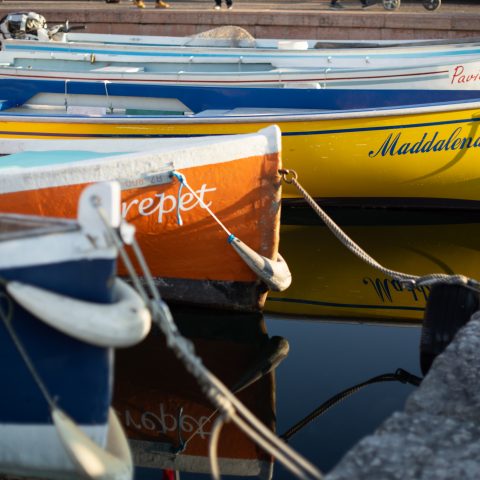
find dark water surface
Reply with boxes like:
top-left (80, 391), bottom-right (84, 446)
top-left (124, 205), bottom-right (480, 479)
top-left (264, 315), bottom-right (421, 476)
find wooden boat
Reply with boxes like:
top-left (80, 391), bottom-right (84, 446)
top-left (266, 205), bottom-right (480, 323)
top-left (23, 26), bottom-right (480, 50)
top-left (64, 31), bottom-right (480, 50)
top-left (7, 30), bottom-right (480, 69)
top-left (1, 89), bottom-right (480, 209)
top-left (0, 127), bottom-right (285, 311)
top-left (1, 75), bottom-right (478, 114)
top-left (114, 310), bottom-right (278, 479)
top-left (1, 48), bottom-right (480, 90)
top-left (0, 181), bottom-right (150, 480)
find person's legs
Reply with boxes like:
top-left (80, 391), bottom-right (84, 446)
top-left (134, 0), bottom-right (145, 8)
top-left (213, 0), bottom-right (221, 9)
top-left (155, 0), bottom-right (170, 7)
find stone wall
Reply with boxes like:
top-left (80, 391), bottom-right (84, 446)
top-left (1, 3), bottom-right (479, 40)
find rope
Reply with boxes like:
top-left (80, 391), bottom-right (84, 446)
top-left (209, 414), bottom-right (228, 480)
top-left (279, 169), bottom-right (480, 293)
top-left (171, 170), bottom-right (232, 237)
top-left (104, 80), bottom-right (113, 114)
top-left (171, 172), bottom-right (185, 226)
top-left (93, 203), bottom-right (323, 480)
top-left (64, 79), bottom-right (69, 112)
top-left (281, 368), bottom-right (422, 442)
top-left (0, 293), bottom-right (57, 411)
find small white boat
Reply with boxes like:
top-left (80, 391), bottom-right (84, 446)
top-left (0, 46), bottom-right (479, 90)
top-left (6, 26), bottom-right (480, 69)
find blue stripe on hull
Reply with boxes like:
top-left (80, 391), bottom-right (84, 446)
top-left (0, 258), bottom-right (116, 425)
top-left (2, 78), bottom-right (480, 113)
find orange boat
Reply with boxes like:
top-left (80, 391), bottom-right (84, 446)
top-left (0, 126), bottom-right (286, 311)
top-left (114, 310), bottom-right (278, 478)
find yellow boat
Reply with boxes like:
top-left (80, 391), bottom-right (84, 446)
top-left (266, 206), bottom-right (480, 323)
top-left (2, 96), bottom-right (480, 208)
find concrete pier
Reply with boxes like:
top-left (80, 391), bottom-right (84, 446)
top-left (326, 312), bottom-right (480, 479)
top-left (1, 0), bottom-right (480, 41)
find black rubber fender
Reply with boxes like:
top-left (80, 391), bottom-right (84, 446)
top-left (420, 283), bottom-right (480, 376)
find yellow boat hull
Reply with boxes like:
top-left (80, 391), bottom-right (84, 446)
top-left (2, 102), bottom-right (480, 207)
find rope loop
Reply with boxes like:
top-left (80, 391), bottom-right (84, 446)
top-left (171, 170), bottom-right (186, 226)
top-left (279, 169), bottom-right (298, 184)
top-left (171, 171), bottom-right (186, 185)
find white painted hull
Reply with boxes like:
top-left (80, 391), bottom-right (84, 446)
top-left (6, 35), bottom-right (480, 69)
top-left (57, 31), bottom-right (480, 50)
top-left (0, 424), bottom-right (108, 479)
top-left (0, 48), bottom-right (480, 90)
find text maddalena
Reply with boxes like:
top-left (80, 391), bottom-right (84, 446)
top-left (368, 127), bottom-right (480, 158)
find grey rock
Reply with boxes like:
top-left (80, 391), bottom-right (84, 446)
top-left (325, 314), bottom-right (480, 480)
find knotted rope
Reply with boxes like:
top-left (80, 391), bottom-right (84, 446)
top-left (280, 169), bottom-right (480, 293)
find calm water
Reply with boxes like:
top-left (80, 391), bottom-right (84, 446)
top-left (126, 205), bottom-right (480, 480)
top-left (122, 308), bottom-right (421, 480)
top-left (264, 315), bottom-right (420, 476)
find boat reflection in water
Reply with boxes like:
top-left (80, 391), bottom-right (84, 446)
top-left (114, 309), bottom-right (282, 479)
top-left (267, 205), bottom-right (480, 323)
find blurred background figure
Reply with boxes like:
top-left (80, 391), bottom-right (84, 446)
top-left (214, 0), bottom-right (233, 10)
top-left (132, 0), bottom-right (171, 8)
top-left (330, 0), bottom-right (376, 8)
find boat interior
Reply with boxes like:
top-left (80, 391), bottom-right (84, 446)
top-left (1, 92), bottom-right (327, 117)
top-left (4, 92), bottom-right (194, 115)
top-left (2, 55), bottom-right (277, 73)
top-left (0, 214), bottom-right (78, 240)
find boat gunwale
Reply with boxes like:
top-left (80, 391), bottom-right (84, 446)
top-left (3, 99), bottom-right (480, 124)
top-left (7, 39), bottom-right (480, 59)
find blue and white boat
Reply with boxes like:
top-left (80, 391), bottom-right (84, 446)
top-left (0, 182), bottom-right (151, 480)
top-left (1, 76), bottom-right (480, 114)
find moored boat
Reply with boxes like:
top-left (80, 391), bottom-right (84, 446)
top-left (56, 29), bottom-right (480, 51)
top-left (0, 181), bottom-right (151, 479)
top-left (1, 48), bottom-right (480, 90)
top-left (6, 29), bottom-right (480, 69)
top-left (2, 74), bottom-right (479, 115)
top-left (1, 92), bottom-right (480, 209)
top-left (0, 127), bottom-right (286, 311)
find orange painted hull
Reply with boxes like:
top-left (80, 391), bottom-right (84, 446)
top-left (0, 131), bottom-right (282, 310)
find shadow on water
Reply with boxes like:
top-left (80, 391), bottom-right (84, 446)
top-left (116, 205), bottom-right (480, 479)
